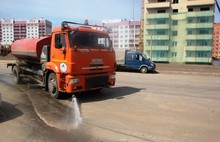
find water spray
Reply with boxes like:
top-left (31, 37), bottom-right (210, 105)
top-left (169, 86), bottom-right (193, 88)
top-left (71, 94), bottom-right (82, 128)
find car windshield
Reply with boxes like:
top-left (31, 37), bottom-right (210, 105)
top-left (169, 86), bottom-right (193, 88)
top-left (69, 31), bottom-right (111, 49)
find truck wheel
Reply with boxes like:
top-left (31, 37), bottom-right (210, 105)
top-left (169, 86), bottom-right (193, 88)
top-left (140, 67), bottom-right (148, 73)
top-left (12, 66), bottom-right (21, 84)
top-left (48, 73), bottom-right (60, 98)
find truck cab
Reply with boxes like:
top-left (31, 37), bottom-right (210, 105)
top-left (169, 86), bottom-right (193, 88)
top-left (117, 50), bottom-right (156, 73)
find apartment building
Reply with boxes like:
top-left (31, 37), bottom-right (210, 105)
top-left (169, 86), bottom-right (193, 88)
top-left (213, 23), bottom-right (220, 59)
top-left (94, 20), bottom-right (140, 50)
top-left (0, 18), bottom-right (52, 45)
top-left (143, 0), bottom-right (215, 64)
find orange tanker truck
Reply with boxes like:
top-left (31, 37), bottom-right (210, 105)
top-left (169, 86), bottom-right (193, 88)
top-left (7, 21), bottom-right (116, 98)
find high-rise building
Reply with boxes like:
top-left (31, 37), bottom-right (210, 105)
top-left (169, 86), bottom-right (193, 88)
top-left (213, 23), bottom-right (220, 59)
top-left (143, 0), bottom-right (215, 64)
top-left (94, 20), bottom-right (140, 50)
top-left (0, 18), bottom-right (52, 45)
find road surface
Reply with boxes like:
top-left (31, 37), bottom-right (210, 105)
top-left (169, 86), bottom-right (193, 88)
top-left (0, 61), bottom-right (220, 142)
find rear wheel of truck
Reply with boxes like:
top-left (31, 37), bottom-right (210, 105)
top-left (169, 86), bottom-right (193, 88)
top-left (140, 67), bottom-right (148, 73)
top-left (48, 73), bottom-right (60, 99)
top-left (12, 66), bottom-right (21, 84)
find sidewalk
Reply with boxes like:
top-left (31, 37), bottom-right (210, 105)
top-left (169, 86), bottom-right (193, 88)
top-left (156, 63), bottom-right (220, 76)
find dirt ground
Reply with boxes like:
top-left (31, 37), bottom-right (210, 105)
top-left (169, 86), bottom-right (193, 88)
top-left (1, 58), bottom-right (220, 142)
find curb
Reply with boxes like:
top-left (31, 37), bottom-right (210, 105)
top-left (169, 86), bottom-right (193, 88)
top-left (158, 70), bottom-right (220, 76)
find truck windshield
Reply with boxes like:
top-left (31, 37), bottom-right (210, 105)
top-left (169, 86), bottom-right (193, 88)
top-left (69, 31), bottom-right (111, 49)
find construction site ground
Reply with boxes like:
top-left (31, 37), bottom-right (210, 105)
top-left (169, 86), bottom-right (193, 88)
top-left (1, 56), bottom-right (220, 142)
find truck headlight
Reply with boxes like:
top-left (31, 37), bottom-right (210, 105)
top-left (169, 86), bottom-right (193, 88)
top-left (110, 75), bottom-right (115, 79)
top-left (70, 78), bottom-right (80, 84)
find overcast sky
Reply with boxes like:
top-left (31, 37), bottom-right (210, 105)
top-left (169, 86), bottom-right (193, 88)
top-left (0, 0), bottom-right (220, 27)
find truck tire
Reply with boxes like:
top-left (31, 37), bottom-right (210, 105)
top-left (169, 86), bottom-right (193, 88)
top-left (12, 66), bottom-right (21, 84)
top-left (140, 67), bottom-right (148, 73)
top-left (48, 73), bottom-right (60, 98)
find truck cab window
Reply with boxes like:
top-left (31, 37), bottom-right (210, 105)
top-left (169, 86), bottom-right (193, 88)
top-left (69, 31), bottom-right (111, 49)
top-left (135, 54), bottom-right (139, 60)
top-left (55, 34), bottom-right (66, 48)
top-left (135, 54), bottom-right (144, 61)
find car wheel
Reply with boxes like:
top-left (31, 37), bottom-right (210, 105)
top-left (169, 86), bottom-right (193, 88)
top-left (140, 67), bottom-right (148, 73)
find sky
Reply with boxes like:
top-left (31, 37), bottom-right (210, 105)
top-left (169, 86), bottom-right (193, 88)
top-left (0, 0), bottom-right (220, 27)
top-left (0, 0), bottom-right (141, 27)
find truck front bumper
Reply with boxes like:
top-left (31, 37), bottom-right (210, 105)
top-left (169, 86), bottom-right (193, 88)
top-left (64, 73), bottom-right (116, 93)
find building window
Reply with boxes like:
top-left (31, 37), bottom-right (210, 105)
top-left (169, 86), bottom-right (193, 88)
top-left (187, 18), bottom-right (193, 23)
top-left (173, 9), bottom-right (178, 13)
top-left (187, 41), bottom-right (193, 46)
top-left (157, 9), bottom-right (166, 13)
top-left (197, 40), bottom-right (211, 46)
top-left (198, 29), bottom-right (210, 34)
top-left (173, 0), bottom-right (179, 3)
top-left (155, 40), bottom-right (167, 46)
top-left (172, 31), bottom-right (178, 36)
top-left (157, 19), bottom-right (166, 24)
top-left (200, 7), bottom-right (210, 11)
top-left (172, 20), bottom-right (178, 25)
top-left (187, 30), bottom-right (193, 35)
top-left (157, 30), bottom-right (166, 35)
top-left (158, 0), bottom-right (166, 2)
top-left (172, 42), bottom-right (177, 47)
top-left (198, 17), bottom-right (209, 23)
top-left (186, 51), bottom-right (192, 57)
top-left (196, 51), bottom-right (208, 57)
top-left (188, 8), bottom-right (193, 12)
top-left (157, 51), bottom-right (166, 58)
top-left (172, 52), bottom-right (177, 57)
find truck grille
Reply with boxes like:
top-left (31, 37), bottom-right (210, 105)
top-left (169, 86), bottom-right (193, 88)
top-left (86, 76), bottom-right (108, 90)
top-left (90, 64), bottom-right (103, 71)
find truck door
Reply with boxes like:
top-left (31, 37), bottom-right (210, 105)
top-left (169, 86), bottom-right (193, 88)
top-left (125, 53), bottom-right (135, 69)
top-left (133, 54), bottom-right (144, 69)
top-left (51, 33), bottom-right (67, 62)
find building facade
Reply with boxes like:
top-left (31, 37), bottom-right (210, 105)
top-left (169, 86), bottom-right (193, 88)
top-left (94, 20), bottom-right (140, 50)
top-left (213, 23), bottom-right (220, 59)
top-left (143, 0), bottom-right (215, 64)
top-left (0, 18), bottom-right (52, 45)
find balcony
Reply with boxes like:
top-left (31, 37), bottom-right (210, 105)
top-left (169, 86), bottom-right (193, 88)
top-left (185, 57), bottom-right (210, 63)
top-left (145, 24), bottom-right (170, 30)
top-left (145, 35), bottom-right (170, 40)
top-left (146, 13), bottom-right (170, 19)
top-left (187, 0), bottom-right (215, 6)
top-left (187, 11), bottom-right (214, 17)
top-left (146, 2), bottom-right (170, 9)
top-left (185, 34), bottom-right (212, 40)
top-left (152, 46), bottom-right (169, 51)
top-left (185, 46), bottom-right (212, 51)
top-left (152, 57), bottom-right (169, 62)
top-left (186, 23), bottom-right (213, 29)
